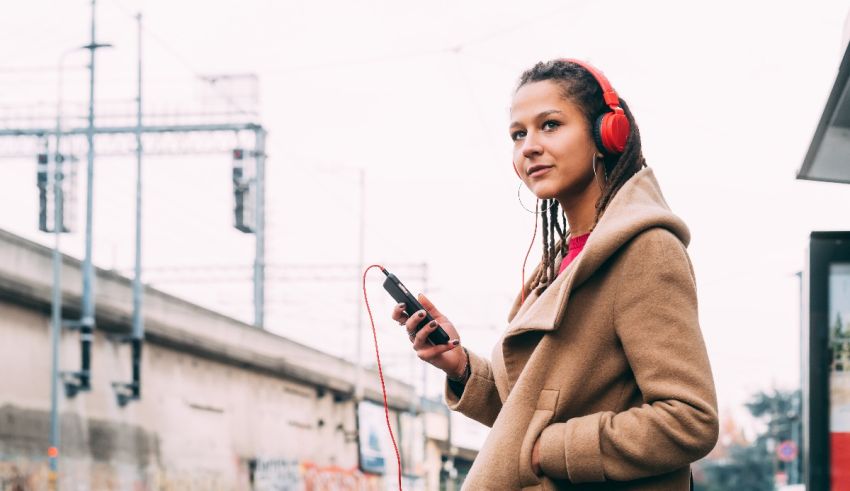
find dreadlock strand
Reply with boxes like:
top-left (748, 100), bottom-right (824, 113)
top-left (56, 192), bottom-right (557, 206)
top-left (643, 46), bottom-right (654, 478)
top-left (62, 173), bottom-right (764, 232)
top-left (550, 201), bottom-right (567, 264)
top-left (560, 210), bottom-right (569, 257)
top-left (548, 203), bottom-right (567, 264)
top-left (528, 200), bottom-right (545, 294)
top-left (547, 208), bottom-right (556, 282)
top-left (551, 201), bottom-right (564, 238)
top-left (551, 202), bottom-right (566, 245)
top-left (540, 200), bottom-right (551, 289)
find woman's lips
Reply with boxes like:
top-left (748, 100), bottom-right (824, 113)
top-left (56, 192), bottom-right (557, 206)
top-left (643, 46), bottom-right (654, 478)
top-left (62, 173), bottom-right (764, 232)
top-left (527, 165), bottom-right (553, 178)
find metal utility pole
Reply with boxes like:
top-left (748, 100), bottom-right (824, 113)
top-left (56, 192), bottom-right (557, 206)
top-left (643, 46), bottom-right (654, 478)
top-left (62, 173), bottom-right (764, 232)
top-left (130, 11), bottom-right (144, 400)
top-left (67, 0), bottom-right (111, 395)
top-left (46, 25), bottom-right (103, 486)
top-left (355, 168), bottom-right (365, 401)
top-left (253, 129), bottom-right (266, 328)
top-left (113, 11), bottom-right (144, 407)
top-left (47, 178), bottom-right (62, 484)
top-left (47, 52), bottom-right (68, 487)
top-left (80, 0), bottom-right (99, 390)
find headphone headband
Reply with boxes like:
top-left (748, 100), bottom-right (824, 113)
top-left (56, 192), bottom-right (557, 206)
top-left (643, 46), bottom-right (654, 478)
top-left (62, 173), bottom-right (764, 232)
top-left (561, 58), bottom-right (623, 113)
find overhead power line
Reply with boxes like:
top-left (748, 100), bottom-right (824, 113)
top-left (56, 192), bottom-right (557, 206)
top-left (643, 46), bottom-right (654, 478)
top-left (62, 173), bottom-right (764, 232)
top-left (102, 0), bottom-right (255, 116)
top-left (0, 64), bottom-right (88, 75)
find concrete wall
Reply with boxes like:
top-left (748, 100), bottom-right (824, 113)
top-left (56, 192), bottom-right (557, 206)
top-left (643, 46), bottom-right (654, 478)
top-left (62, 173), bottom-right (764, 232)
top-left (0, 229), bottom-right (456, 490)
top-left (0, 295), bottom-right (358, 488)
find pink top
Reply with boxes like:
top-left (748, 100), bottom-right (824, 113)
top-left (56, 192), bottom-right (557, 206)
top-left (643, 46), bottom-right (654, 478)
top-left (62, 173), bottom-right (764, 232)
top-left (558, 233), bottom-right (590, 275)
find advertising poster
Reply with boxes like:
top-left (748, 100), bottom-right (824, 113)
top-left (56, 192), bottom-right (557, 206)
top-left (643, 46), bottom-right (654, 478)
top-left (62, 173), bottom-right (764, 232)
top-left (830, 263), bottom-right (850, 490)
top-left (357, 401), bottom-right (426, 490)
top-left (357, 400), bottom-right (396, 475)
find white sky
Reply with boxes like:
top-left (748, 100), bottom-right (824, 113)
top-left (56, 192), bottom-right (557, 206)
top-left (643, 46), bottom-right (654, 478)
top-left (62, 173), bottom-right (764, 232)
top-left (2, 0), bottom-right (850, 436)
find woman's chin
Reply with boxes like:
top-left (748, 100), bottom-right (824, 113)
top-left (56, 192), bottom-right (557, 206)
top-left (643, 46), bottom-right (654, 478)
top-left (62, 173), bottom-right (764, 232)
top-left (528, 184), bottom-right (558, 201)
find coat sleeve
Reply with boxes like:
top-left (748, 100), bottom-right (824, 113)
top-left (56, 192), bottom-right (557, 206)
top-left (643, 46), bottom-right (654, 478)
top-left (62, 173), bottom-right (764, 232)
top-left (443, 350), bottom-right (503, 428)
top-left (537, 229), bottom-right (719, 483)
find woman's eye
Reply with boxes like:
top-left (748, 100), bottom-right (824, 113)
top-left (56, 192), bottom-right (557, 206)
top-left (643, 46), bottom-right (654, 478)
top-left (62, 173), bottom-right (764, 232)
top-left (542, 120), bottom-right (561, 131)
top-left (510, 130), bottom-right (526, 141)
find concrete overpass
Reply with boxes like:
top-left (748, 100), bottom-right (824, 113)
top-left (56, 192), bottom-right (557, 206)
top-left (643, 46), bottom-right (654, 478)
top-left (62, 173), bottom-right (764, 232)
top-left (0, 228), bottom-right (463, 489)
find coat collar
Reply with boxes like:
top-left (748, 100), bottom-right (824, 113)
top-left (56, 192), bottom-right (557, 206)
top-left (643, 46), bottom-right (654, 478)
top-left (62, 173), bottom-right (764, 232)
top-left (504, 167), bottom-right (689, 340)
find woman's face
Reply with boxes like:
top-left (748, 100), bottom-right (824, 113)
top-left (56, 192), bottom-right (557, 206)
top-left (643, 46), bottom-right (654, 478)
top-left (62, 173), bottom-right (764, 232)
top-left (510, 80), bottom-right (599, 205)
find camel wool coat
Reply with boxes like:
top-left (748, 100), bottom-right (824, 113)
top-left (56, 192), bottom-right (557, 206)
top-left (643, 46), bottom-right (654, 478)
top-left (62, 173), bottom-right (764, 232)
top-left (445, 168), bottom-right (718, 490)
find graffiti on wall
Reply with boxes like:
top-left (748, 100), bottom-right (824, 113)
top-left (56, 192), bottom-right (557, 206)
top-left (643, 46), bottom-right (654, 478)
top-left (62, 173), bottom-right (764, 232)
top-left (0, 457), bottom-right (417, 490)
top-left (251, 459), bottom-right (300, 490)
top-left (0, 460), bottom-right (49, 491)
top-left (1, 458), bottom-right (242, 491)
top-left (252, 459), bottom-right (389, 491)
top-left (301, 462), bottom-right (383, 491)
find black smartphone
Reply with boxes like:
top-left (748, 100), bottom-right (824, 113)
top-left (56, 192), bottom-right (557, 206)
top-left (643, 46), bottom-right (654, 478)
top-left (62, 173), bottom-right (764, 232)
top-left (382, 269), bottom-right (451, 345)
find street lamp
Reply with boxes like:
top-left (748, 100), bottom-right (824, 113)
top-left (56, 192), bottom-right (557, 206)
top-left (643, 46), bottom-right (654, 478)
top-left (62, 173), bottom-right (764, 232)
top-left (47, 43), bottom-right (83, 488)
top-left (47, 38), bottom-right (112, 487)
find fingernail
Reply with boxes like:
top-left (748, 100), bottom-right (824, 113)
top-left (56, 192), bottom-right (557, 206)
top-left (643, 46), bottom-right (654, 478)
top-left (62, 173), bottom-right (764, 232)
top-left (418, 311), bottom-right (426, 318)
top-left (451, 339), bottom-right (460, 345)
top-left (397, 303), bottom-right (405, 309)
top-left (428, 320), bottom-right (437, 328)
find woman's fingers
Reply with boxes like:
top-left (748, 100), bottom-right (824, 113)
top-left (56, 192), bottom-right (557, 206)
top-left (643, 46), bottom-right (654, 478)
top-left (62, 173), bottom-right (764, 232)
top-left (397, 303), bottom-right (461, 373)
top-left (412, 317), bottom-right (458, 350)
top-left (417, 294), bottom-right (443, 319)
top-left (411, 316), bottom-right (436, 348)
top-left (405, 309), bottom-right (427, 338)
top-left (416, 339), bottom-right (461, 362)
top-left (391, 303), bottom-right (409, 325)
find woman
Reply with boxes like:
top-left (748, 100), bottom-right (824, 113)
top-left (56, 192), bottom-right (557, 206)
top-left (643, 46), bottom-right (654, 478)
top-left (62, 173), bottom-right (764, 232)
top-left (392, 59), bottom-right (718, 489)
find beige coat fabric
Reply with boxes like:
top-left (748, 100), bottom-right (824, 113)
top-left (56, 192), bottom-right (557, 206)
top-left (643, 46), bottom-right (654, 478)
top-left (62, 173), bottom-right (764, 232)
top-left (445, 168), bottom-right (718, 490)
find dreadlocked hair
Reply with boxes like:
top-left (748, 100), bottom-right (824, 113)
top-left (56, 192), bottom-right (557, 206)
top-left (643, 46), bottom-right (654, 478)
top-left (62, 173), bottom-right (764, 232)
top-left (517, 59), bottom-right (647, 296)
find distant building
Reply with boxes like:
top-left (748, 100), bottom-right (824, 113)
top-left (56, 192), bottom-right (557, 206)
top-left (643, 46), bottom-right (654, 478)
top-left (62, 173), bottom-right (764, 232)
top-left (0, 229), bottom-right (477, 490)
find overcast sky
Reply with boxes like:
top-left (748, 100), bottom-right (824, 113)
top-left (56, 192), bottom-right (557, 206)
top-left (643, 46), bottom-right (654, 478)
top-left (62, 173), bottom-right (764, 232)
top-left (2, 0), bottom-right (850, 436)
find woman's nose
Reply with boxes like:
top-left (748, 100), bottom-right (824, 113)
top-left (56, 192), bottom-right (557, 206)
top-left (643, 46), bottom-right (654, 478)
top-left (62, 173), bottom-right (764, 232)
top-left (521, 133), bottom-right (543, 159)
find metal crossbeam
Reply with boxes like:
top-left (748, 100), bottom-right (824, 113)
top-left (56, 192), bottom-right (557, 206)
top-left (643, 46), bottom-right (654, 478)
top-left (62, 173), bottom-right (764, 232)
top-left (0, 122), bottom-right (262, 137)
top-left (0, 121), bottom-right (268, 331)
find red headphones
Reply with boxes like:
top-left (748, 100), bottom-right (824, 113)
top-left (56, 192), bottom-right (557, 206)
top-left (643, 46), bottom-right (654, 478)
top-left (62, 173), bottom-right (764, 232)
top-left (563, 58), bottom-right (630, 156)
top-left (512, 59), bottom-right (630, 177)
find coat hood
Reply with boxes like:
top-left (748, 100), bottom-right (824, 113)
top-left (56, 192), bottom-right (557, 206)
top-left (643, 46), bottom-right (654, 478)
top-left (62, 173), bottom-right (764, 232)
top-left (506, 167), bottom-right (689, 335)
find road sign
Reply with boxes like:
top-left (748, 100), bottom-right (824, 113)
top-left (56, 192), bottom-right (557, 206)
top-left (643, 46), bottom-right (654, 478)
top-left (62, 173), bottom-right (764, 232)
top-left (777, 440), bottom-right (798, 463)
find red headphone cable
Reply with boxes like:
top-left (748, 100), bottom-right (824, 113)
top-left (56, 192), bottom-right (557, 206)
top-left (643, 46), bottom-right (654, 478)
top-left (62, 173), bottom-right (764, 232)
top-left (360, 200), bottom-right (537, 486)
top-left (361, 264), bottom-right (404, 491)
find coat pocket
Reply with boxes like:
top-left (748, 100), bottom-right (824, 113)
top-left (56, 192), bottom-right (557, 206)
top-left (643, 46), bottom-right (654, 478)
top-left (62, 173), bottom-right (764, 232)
top-left (517, 389), bottom-right (560, 488)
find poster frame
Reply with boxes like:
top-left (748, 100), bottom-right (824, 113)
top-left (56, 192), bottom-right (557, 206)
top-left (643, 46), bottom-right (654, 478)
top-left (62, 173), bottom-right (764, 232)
top-left (806, 231), bottom-right (850, 490)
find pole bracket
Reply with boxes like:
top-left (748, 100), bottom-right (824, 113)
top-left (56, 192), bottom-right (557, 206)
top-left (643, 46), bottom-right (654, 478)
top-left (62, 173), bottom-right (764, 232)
top-left (60, 371), bottom-right (86, 398)
top-left (111, 381), bottom-right (139, 407)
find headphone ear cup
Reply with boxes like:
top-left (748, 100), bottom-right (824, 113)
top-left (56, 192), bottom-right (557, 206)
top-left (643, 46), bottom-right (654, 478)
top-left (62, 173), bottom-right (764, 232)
top-left (599, 112), bottom-right (630, 154)
top-left (592, 114), bottom-right (607, 155)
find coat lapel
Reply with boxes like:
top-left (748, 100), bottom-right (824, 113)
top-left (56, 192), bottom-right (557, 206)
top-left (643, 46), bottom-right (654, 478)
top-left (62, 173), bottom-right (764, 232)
top-left (504, 228), bottom-right (600, 342)
top-left (498, 168), bottom-right (692, 388)
top-left (504, 254), bottom-right (578, 339)
top-left (503, 168), bottom-right (689, 343)
top-left (499, 256), bottom-right (580, 390)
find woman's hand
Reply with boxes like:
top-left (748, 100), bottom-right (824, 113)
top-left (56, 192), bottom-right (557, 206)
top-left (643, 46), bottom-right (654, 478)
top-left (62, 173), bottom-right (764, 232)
top-left (391, 294), bottom-right (466, 378)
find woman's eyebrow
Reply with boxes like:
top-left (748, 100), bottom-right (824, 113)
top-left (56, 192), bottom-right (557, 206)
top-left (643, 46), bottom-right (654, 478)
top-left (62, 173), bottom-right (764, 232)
top-left (509, 109), bottom-right (564, 128)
